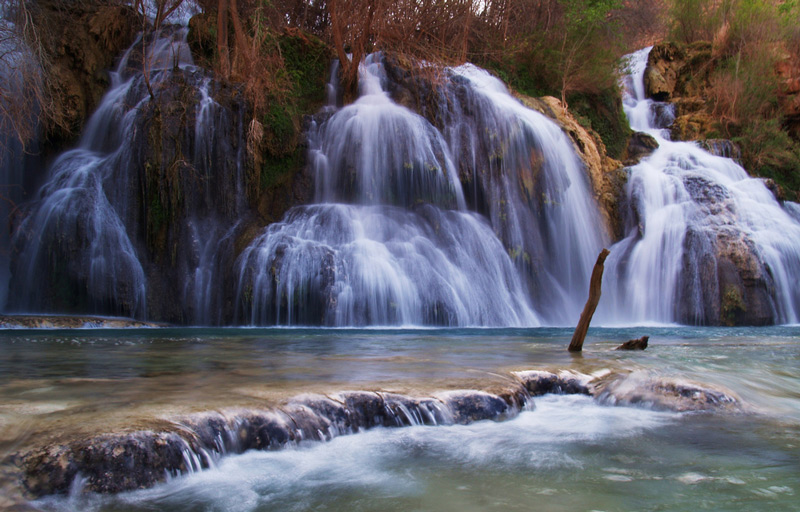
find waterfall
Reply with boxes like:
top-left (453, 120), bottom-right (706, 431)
top-left (600, 47), bottom-right (800, 325)
top-left (237, 56), bottom-right (544, 326)
top-left (441, 64), bottom-right (608, 324)
top-left (8, 28), bottom-right (248, 322)
top-left (236, 55), bottom-right (609, 326)
top-left (1, 11), bottom-right (43, 312)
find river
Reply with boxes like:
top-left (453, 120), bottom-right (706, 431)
top-left (1, 326), bottom-right (797, 511)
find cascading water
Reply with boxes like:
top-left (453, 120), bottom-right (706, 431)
top-left (235, 53), bottom-right (612, 326)
top-left (236, 56), bottom-right (540, 326)
top-left (8, 28), bottom-right (249, 322)
top-left (440, 64), bottom-right (608, 324)
top-left (599, 47), bottom-right (800, 325)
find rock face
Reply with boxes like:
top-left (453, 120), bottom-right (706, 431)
top-left (22, 387), bottom-right (527, 496)
top-left (635, 42), bottom-right (799, 325)
top-left (8, 29), bottom-right (315, 325)
top-left (644, 42), bottom-right (685, 101)
top-left (775, 50), bottom-right (800, 140)
top-left (676, 182), bottom-right (778, 326)
top-left (643, 41), bottom-right (717, 143)
top-left (519, 95), bottom-right (627, 239)
top-left (35, 1), bottom-right (139, 153)
top-left (592, 372), bottom-right (739, 412)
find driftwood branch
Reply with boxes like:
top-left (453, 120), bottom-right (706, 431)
top-left (616, 336), bottom-right (648, 350)
top-left (568, 248), bottom-right (610, 352)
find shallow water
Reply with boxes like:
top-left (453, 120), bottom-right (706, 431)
top-left (1, 326), bottom-right (798, 511)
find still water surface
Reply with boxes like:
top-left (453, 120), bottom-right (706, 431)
top-left (1, 326), bottom-right (798, 511)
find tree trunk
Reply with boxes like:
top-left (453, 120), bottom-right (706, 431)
top-left (568, 248), bottom-right (610, 352)
top-left (217, 0), bottom-right (230, 76)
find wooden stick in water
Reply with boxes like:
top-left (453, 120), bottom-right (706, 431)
top-left (569, 248), bottom-right (610, 352)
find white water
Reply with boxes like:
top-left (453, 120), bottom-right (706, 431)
top-left (445, 64), bottom-right (608, 323)
top-left (599, 47), bottom-right (800, 325)
top-left (8, 28), bottom-right (251, 323)
top-left (237, 55), bottom-right (608, 326)
top-left (236, 204), bottom-right (538, 326)
top-left (0, 10), bottom-right (41, 311)
top-left (9, 31), bottom-right (197, 318)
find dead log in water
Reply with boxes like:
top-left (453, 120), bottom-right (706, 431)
top-left (616, 336), bottom-right (649, 350)
top-left (568, 248), bottom-right (610, 352)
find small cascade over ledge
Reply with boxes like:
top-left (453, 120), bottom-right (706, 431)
top-left (599, 47), bottom-right (800, 325)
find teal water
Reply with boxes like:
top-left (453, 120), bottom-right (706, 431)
top-left (1, 326), bottom-right (799, 511)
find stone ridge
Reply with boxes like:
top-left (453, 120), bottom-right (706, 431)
top-left (20, 370), bottom-right (738, 497)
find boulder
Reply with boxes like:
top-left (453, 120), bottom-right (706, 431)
top-left (644, 42), bottom-right (685, 101)
top-left (670, 112), bottom-right (715, 141)
top-left (624, 131), bottom-right (659, 165)
top-left (592, 373), bottom-right (739, 412)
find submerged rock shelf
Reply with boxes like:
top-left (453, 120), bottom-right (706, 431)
top-left (20, 370), bottom-right (738, 497)
top-left (0, 315), bottom-right (164, 329)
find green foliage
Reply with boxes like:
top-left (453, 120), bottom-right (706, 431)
top-left (721, 285), bottom-right (746, 326)
top-left (663, 0), bottom-right (800, 197)
top-left (261, 149), bottom-right (302, 190)
top-left (278, 31), bottom-right (330, 112)
top-left (486, 0), bottom-right (623, 100)
top-left (669, 0), bottom-right (719, 43)
top-left (263, 103), bottom-right (295, 146)
top-left (737, 119), bottom-right (800, 195)
top-left (568, 90), bottom-right (631, 159)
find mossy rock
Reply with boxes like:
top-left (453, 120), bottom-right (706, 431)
top-left (187, 12), bottom-right (217, 66)
top-left (568, 90), bottom-right (631, 160)
top-left (721, 285), bottom-right (746, 326)
top-left (670, 113), bottom-right (716, 141)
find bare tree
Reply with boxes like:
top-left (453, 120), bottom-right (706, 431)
top-left (0, 0), bottom-right (52, 155)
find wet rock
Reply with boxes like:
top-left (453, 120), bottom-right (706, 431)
top-left (644, 42), bottom-right (684, 101)
top-left (34, 2), bottom-right (138, 152)
top-left (521, 95), bottom-right (625, 238)
top-left (236, 412), bottom-right (294, 450)
top-left (333, 391), bottom-right (391, 428)
top-left (23, 432), bottom-right (187, 496)
top-left (514, 370), bottom-right (591, 396)
top-left (0, 315), bottom-right (163, 329)
top-left (670, 112), bottom-right (715, 141)
top-left (699, 139), bottom-right (742, 161)
top-left (20, 370), bottom-right (746, 498)
top-left (624, 131), bottom-right (659, 166)
top-left (593, 373), bottom-right (739, 412)
top-left (763, 178), bottom-right (787, 202)
top-left (616, 336), bottom-right (649, 350)
top-left (678, 222), bottom-right (777, 326)
top-left (290, 395), bottom-right (355, 433)
top-left (435, 391), bottom-right (512, 423)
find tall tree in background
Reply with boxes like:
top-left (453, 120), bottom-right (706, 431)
top-left (329, 0), bottom-right (376, 100)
